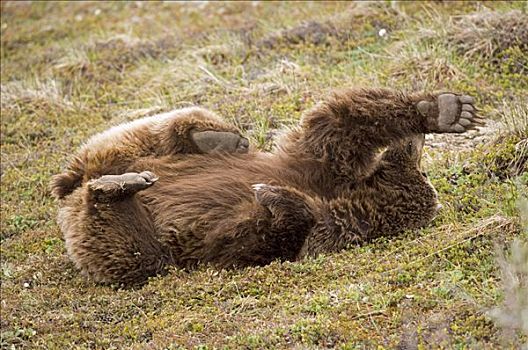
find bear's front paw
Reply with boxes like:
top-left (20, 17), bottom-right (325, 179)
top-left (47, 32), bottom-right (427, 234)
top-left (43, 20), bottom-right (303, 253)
top-left (88, 171), bottom-right (159, 202)
top-left (251, 183), bottom-right (315, 230)
top-left (252, 183), bottom-right (295, 212)
top-left (417, 93), bottom-right (485, 133)
top-left (251, 183), bottom-right (273, 205)
top-left (251, 183), bottom-right (313, 215)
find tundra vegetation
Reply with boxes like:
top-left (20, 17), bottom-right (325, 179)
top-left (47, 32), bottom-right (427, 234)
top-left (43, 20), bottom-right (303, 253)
top-left (1, 2), bottom-right (527, 348)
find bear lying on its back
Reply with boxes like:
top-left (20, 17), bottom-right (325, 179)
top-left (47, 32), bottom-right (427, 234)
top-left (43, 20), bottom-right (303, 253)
top-left (52, 88), bottom-right (483, 285)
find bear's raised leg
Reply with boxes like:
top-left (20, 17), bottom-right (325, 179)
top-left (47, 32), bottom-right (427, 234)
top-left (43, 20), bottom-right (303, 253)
top-left (298, 134), bottom-right (441, 258)
top-left (283, 89), bottom-right (482, 184)
top-left (51, 107), bottom-right (249, 199)
top-left (58, 172), bottom-right (172, 285)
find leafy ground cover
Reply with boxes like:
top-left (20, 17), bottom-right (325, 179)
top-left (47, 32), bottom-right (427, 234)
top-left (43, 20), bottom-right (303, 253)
top-left (1, 2), bottom-right (527, 348)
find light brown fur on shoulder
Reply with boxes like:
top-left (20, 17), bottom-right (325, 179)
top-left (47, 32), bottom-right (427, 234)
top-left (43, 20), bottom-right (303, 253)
top-left (51, 107), bottom-right (247, 199)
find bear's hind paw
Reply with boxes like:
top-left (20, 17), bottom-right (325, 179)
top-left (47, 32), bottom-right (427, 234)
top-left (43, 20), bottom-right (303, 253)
top-left (417, 93), bottom-right (485, 133)
top-left (192, 130), bottom-right (249, 154)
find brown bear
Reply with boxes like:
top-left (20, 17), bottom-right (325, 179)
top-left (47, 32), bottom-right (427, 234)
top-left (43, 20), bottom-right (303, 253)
top-left (51, 88), bottom-right (482, 285)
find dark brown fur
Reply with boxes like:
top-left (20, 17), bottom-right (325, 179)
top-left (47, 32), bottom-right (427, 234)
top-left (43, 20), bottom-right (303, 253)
top-left (52, 88), bottom-right (481, 285)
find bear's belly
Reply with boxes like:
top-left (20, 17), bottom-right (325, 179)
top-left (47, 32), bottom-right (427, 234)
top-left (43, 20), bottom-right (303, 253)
top-left (133, 158), bottom-right (301, 268)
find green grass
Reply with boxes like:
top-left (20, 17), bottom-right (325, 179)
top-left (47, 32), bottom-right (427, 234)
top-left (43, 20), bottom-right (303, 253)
top-left (1, 1), bottom-right (527, 348)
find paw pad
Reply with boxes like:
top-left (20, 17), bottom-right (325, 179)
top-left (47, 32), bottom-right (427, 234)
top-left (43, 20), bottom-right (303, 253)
top-left (88, 171), bottom-right (159, 202)
top-left (418, 93), bottom-right (485, 134)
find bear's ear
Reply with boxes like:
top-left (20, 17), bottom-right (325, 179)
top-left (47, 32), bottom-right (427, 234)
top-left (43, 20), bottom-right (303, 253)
top-left (50, 172), bottom-right (81, 199)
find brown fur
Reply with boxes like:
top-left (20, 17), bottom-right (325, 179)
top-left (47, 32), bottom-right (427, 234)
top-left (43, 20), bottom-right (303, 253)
top-left (52, 88), bottom-right (480, 285)
top-left (51, 107), bottom-right (245, 199)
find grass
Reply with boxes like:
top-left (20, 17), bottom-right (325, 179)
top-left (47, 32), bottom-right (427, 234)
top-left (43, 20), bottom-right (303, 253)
top-left (1, 1), bottom-right (527, 348)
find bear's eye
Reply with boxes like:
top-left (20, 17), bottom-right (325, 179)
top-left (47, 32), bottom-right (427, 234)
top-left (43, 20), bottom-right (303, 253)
top-left (406, 142), bottom-right (414, 154)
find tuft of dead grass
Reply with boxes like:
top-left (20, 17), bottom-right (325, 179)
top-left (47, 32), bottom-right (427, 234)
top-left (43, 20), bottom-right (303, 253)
top-left (449, 10), bottom-right (528, 72)
top-left (500, 98), bottom-right (528, 139)
top-left (450, 10), bottom-right (528, 58)
top-left (0, 79), bottom-right (74, 116)
top-left (388, 46), bottom-right (464, 90)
